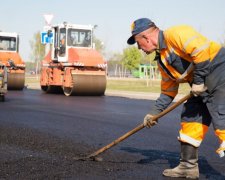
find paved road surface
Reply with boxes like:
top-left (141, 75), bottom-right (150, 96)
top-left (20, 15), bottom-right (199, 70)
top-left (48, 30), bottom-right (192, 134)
top-left (0, 89), bottom-right (224, 179)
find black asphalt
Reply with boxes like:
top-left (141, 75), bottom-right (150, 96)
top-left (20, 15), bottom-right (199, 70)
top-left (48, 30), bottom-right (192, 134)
top-left (0, 89), bottom-right (224, 179)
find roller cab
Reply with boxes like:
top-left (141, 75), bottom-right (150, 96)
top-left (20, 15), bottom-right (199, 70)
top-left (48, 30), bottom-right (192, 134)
top-left (40, 22), bottom-right (107, 96)
top-left (0, 32), bottom-right (25, 90)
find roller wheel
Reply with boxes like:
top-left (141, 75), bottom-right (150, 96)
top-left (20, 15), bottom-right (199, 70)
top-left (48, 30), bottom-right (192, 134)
top-left (7, 73), bottom-right (25, 90)
top-left (41, 85), bottom-right (48, 92)
top-left (63, 74), bottom-right (106, 96)
top-left (63, 86), bottom-right (73, 96)
top-left (41, 85), bottom-right (63, 94)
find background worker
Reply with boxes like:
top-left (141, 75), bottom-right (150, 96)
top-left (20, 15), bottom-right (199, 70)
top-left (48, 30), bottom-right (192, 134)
top-left (127, 18), bottom-right (225, 179)
top-left (59, 34), bottom-right (66, 56)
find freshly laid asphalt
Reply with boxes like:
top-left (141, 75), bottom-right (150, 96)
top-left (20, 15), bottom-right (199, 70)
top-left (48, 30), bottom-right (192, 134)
top-left (0, 84), bottom-right (224, 179)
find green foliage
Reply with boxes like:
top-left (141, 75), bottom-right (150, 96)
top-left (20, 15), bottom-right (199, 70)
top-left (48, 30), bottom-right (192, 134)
top-left (142, 51), bottom-right (157, 65)
top-left (29, 31), bottom-right (45, 62)
top-left (107, 52), bottom-right (122, 69)
top-left (93, 35), bottom-right (105, 54)
top-left (25, 61), bottom-right (36, 72)
top-left (121, 46), bottom-right (142, 72)
top-left (106, 47), bottom-right (159, 77)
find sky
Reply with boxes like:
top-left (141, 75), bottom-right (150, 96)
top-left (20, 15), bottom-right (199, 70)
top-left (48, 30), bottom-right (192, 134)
top-left (0, 0), bottom-right (225, 61)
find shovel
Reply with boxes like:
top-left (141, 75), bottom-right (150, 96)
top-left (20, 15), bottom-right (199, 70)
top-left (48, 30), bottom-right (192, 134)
top-left (77, 93), bottom-right (193, 161)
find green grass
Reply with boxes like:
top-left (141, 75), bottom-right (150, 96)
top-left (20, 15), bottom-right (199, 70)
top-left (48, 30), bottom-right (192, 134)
top-left (107, 77), bottom-right (191, 94)
top-left (25, 76), bottom-right (40, 83)
top-left (106, 78), bottom-right (161, 92)
top-left (25, 76), bottom-right (191, 94)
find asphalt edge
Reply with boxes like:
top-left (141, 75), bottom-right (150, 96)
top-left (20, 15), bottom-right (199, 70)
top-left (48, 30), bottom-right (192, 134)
top-left (26, 83), bottom-right (186, 102)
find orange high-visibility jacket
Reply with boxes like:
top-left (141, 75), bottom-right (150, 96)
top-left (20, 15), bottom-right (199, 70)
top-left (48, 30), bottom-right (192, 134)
top-left (158, 25), bottom-right (221, 98)
top-left (150, 25), bottom-right (221, 115)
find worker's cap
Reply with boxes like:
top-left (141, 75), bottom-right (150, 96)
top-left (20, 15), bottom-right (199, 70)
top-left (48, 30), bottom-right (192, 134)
top-left (127, 18), bottom-right (155, 45)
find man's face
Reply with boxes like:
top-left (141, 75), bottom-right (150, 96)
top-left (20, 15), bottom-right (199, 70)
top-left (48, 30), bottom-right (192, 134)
top-left (134, 29), bottom-right (158, 54)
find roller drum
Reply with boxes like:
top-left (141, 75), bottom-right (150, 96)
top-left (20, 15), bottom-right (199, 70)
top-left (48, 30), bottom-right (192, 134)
top-left (63, 74), bottom-right (106, 96)
top-left (7, 73), bottom-right (25, 90)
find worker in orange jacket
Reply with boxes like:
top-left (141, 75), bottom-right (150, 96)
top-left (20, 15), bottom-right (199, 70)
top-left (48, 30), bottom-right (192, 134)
top-left (127, 18), bottom-right (225, 179)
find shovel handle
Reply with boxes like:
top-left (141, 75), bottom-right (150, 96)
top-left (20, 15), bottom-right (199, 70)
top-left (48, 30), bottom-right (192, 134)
top-left (87, 93), bottom-right (193, 158)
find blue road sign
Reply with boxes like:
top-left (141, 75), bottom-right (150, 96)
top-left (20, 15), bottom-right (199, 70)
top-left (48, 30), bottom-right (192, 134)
top-left (41, 32), bottom-right (53, 44)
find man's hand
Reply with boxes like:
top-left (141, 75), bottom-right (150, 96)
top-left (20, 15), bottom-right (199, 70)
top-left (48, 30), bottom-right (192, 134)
top-left (191, 84), bottom-right (207, 97)
top-left (143, 114), bottom-right (158, 128)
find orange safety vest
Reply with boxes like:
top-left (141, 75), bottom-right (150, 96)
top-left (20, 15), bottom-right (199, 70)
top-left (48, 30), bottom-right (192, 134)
top-left (158, 25), bottom-right (221, 97)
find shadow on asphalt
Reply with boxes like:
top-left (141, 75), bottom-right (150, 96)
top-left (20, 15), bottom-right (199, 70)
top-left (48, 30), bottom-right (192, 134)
top-left (120, 147), bottom-right (225, 179)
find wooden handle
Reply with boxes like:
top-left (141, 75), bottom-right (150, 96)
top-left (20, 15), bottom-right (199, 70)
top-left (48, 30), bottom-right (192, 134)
top-left (87, 93), bottom-right (193, 158)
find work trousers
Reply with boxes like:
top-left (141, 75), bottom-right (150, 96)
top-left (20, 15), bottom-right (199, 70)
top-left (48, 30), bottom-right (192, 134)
top-left (179, 48), bottom-right (225, 156)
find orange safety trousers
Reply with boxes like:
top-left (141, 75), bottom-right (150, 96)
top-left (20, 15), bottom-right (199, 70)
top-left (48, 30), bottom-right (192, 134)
top-left (179, 92), bottom-right (225, 157)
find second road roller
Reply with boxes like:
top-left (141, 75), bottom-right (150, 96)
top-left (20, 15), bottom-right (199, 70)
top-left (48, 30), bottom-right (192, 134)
top-left (40, 22), bottom-right (107, 96)
top-left (0, 31), bottom-right (25, 90)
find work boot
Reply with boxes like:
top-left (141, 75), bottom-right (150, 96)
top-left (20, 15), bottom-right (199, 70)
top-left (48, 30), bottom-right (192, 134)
top-left (163, 142), bottom-right (199, 179)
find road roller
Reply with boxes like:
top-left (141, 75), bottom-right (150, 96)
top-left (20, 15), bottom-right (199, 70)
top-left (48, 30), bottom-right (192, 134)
top-left (40, 22), bottom-right (107, 96)
top-left (0, 32), bottom-right (25, 90)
